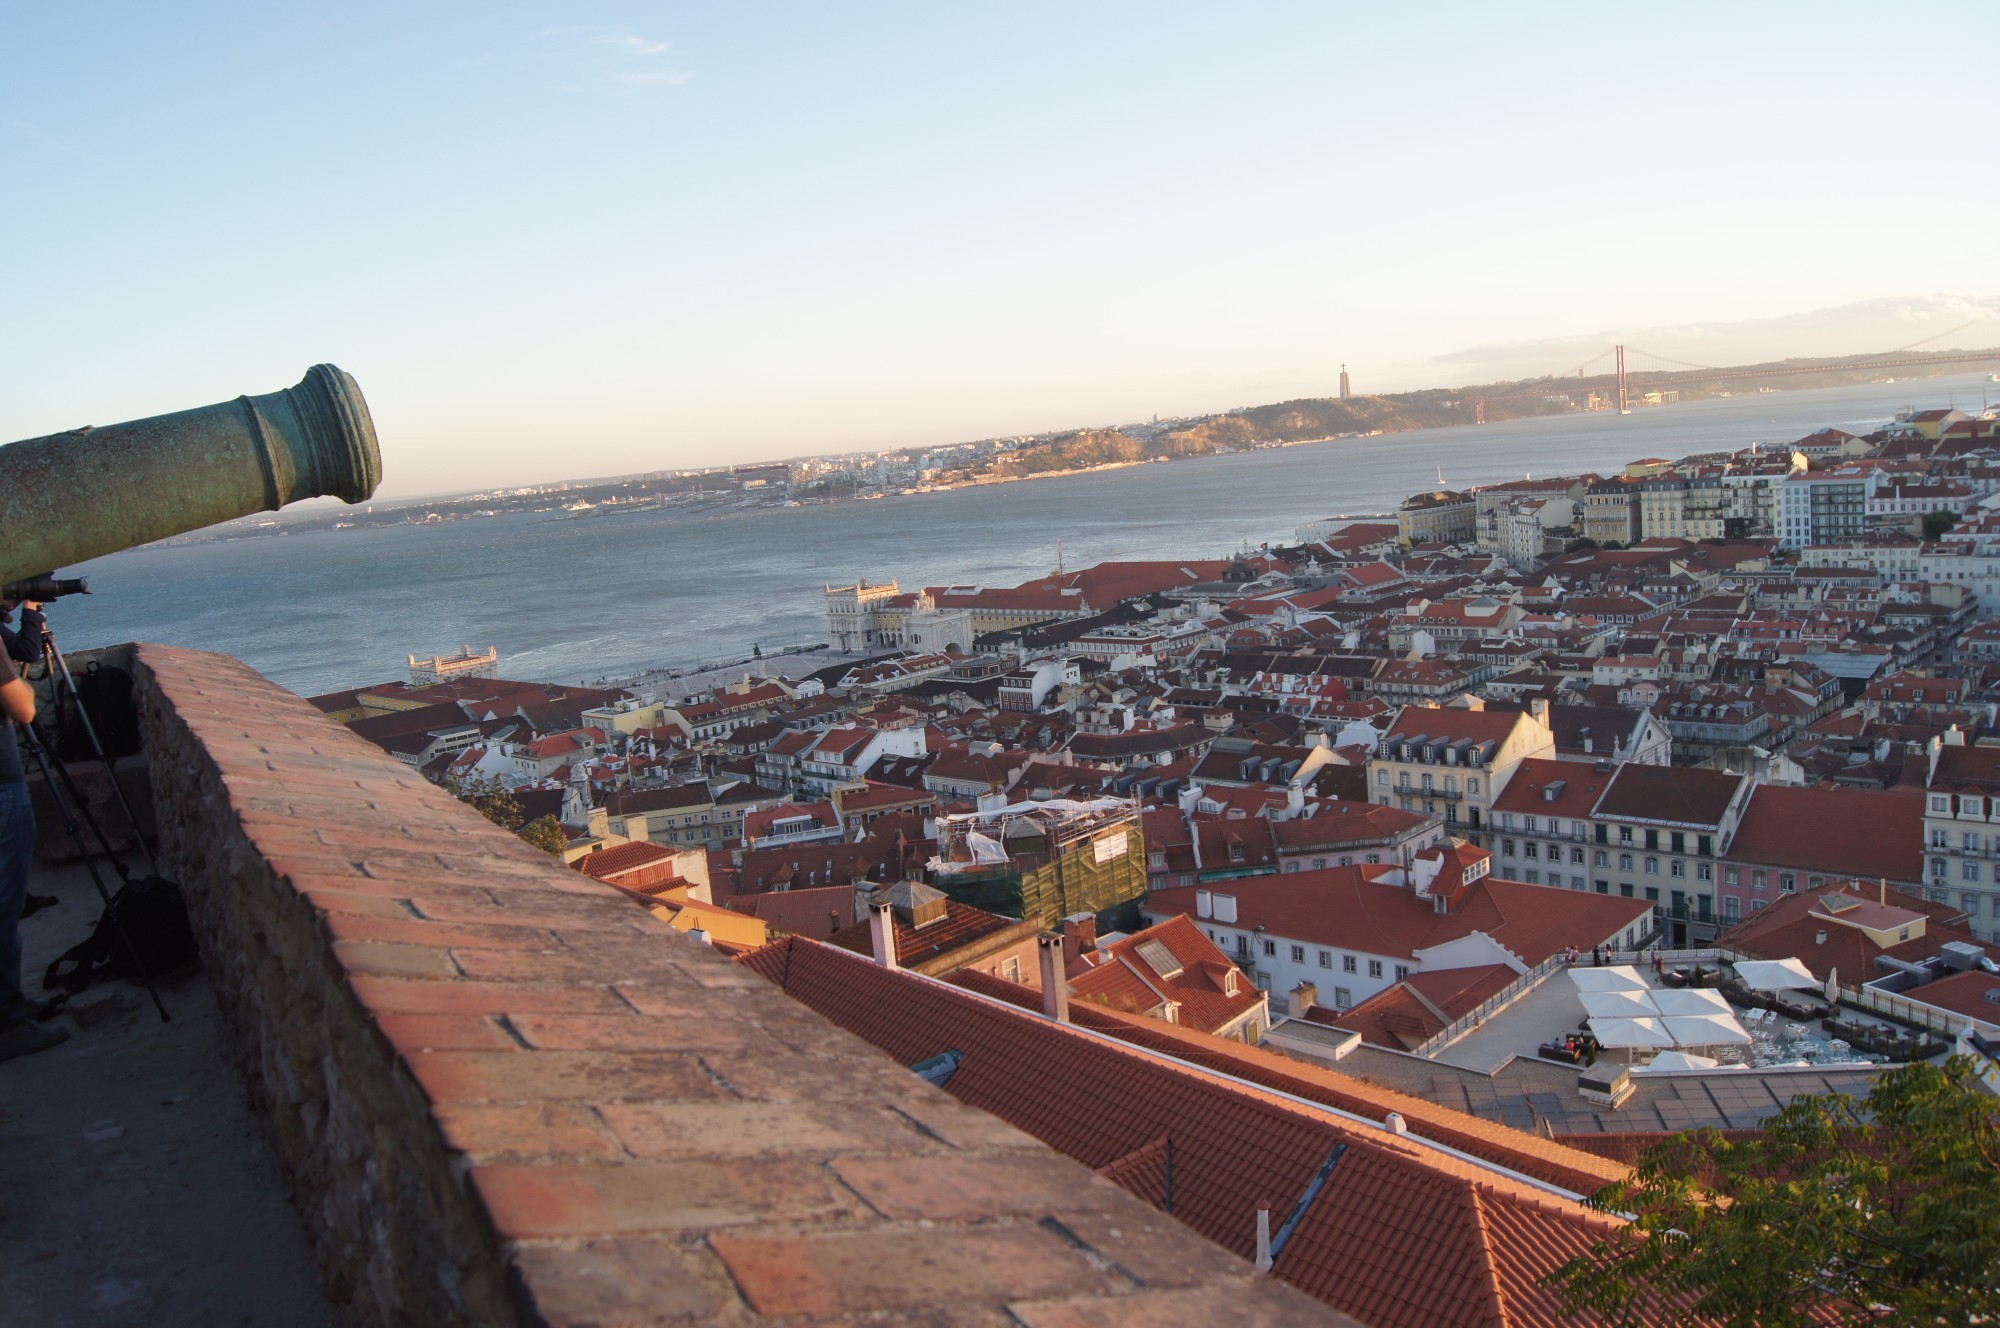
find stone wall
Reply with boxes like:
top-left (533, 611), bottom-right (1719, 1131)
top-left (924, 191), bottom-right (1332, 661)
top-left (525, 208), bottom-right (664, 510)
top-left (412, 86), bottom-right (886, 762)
top-left (131, 644), bottom-right (1341, 1326)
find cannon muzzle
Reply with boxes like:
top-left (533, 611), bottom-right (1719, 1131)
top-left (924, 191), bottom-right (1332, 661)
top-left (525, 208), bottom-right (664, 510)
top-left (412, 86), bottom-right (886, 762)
top-left (0, 364), bottom-right (382, 587)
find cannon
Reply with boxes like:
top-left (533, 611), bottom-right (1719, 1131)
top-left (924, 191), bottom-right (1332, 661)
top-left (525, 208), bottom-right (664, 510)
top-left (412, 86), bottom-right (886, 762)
top-left (0, 364), bottom-right (382, 588)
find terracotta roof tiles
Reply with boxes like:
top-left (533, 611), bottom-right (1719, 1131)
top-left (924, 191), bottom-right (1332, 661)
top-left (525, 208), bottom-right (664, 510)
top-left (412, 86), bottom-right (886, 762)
top-left (738, 937), bottom-right (1646, 1326)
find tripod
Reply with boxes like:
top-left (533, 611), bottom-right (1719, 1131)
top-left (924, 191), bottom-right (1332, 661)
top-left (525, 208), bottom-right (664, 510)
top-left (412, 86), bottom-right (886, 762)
top-left (33, 616), bottom-right (158, 875)
top-left (17, 720), bottom-right (170, 1022)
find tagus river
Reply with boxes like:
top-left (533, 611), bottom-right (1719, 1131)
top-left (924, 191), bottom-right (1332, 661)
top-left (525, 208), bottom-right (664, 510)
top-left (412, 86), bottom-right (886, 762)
top-left (41, 373), bottom-right (2000, 697)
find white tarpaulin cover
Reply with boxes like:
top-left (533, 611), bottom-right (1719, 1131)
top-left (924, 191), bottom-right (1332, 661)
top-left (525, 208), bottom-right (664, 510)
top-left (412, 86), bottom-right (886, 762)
top-left (1662, 1013), bottom-right (1752, 1046)
top-left (1569, 966), bottom-right (1649, 993)
top-left (1588, 1016), bottom-right (1675, 1049)
top-left (1580, 990), bottom-right (1659, 1019)
top-left (1651, 987), bottom-right (1734, 1017)
top-left (1733, 957), bottom-right (1817, 991)
top-left (1637, 1051), bottom-right (1720, 1074)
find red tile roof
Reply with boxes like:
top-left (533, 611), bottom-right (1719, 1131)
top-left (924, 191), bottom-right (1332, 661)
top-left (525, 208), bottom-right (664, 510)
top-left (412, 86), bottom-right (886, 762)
top-left (824, 898), bottom-right (1032, 972)
top-left (1590, 762), bottom-right (1745, 829)
top-left (736, 937), bottom-right (1644, 1326)
top-left (1072, 915), bottom-right (1264, 1036)
top-left (1724, 784), bottom-right (1923, 883)
top-left (1489, 758), bottom-right (1611, 820)
top-left (1148, 867), bottom-right (1653, 968)
top-left (1718, 879), bottom-right (1991, 982)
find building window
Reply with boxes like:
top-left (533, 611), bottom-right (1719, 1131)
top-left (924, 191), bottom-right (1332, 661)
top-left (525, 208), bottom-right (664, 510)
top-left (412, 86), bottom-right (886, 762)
top-left (1751, 869), bottom-right (1767, 890)
top-left (1960, 892), bottom-right (1982, 915)
top-left (1467, 779), bottom-right (1479, 794)
top-left (1932, 795), bottom-right (1951, 813)
top-left (1343, 954), bottom-right (1357, 973)
top-left (1697, 862), bottom-right (1713, 882)
top-left (1262, 939), bottom-right (1276, 956)
top-left (1670, 860), bottom-right (1685, 878)
top-left (1524, 869), bottom-right (1540, 884)
top-left (1377, 768), bottom-right (1388, 784)
top-left (1333, 987), bottom-right (1352, 1008)
top-left (1394, 964), bottom-right (1410, 980)
top-left (1290, 944), bottom-right (1306, 964)
top-left (1965, 861), bottom-right (1982, 883)
top-left (1645, 857), bottom-right (1660, 875)
top-left (1523, 842), bottom-right (1539, 859)
top-left (1313, 857), bottom-right (1326, 869)
top-left (1780, 873), bottom-right (1796, 892)
top-left (1619, 826), bottom-right (1633, 844)
top-left (1619, 853), bottom-right (1634, 871)
top-left (1002, 957), bottom-right (1021, 982)
top-left (1367, 960), bottom-right (1383, 978)
top-left (1594, 849), bottom-right (1609, 867)
top-left (1318, 949), bottom-right (1332, 969)
top-left (1501, 839), bottom-right (1516, 857)
top-left (1723, 896), bottom-right (1740, 922)
top-left (1932, 858), bottom-right (1947, 878)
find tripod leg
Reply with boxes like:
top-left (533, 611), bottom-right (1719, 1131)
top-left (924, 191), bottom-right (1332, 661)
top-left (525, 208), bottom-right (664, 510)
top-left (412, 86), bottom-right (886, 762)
top-left (35, 719), bottom-right (132, 875)
top-left (40, 631), bottom-right (159, 875)
top-left (20, 726), bottom-right (169, 1023)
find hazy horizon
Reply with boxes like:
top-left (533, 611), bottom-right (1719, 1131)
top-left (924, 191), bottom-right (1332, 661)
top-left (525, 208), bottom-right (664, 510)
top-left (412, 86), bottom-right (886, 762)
top-left (5, 3), bottom-right (1997, 498)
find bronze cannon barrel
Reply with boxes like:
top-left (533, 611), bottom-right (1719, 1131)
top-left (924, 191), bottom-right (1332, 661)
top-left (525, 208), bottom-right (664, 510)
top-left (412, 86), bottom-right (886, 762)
top-left (0, 364), bottom-right (382, 587)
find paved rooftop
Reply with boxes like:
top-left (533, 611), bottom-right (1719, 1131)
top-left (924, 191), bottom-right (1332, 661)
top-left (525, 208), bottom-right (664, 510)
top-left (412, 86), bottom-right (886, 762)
top-left (1339, 1043), bottom-right (1879, 1136)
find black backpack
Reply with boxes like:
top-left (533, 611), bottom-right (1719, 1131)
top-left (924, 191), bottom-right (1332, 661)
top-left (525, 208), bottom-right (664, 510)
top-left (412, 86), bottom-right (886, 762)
top-left (44, 875), bottom-right (197, 993)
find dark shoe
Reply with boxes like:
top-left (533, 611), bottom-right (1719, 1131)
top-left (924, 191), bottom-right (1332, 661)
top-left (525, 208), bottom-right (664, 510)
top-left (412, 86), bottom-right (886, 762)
top-left (22, 893), bottom-right (57, 917)
top-left (0, 1020), bottom-right (71, 1062)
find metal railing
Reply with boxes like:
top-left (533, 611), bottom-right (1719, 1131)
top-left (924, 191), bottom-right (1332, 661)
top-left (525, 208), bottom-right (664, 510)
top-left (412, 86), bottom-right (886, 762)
top-left (1412, 952), bottom-right (1568, 1057)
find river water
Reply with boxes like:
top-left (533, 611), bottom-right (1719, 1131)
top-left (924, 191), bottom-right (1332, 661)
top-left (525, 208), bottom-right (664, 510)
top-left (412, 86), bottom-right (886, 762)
top-left (42, 372), bottom-right (1998, 697)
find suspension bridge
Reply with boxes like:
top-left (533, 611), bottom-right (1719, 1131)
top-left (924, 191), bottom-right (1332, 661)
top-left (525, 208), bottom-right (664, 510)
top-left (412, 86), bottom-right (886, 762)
top-left (1469, 316), bottom-right (2000, 423)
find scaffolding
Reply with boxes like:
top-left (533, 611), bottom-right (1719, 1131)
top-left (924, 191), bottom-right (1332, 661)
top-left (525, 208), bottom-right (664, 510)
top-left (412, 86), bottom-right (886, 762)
top-left (929, 797), bottom-right (1147, 926)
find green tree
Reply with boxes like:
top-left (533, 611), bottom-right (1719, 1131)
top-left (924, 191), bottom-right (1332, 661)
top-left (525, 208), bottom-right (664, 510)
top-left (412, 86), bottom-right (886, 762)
top-left (517, 814), bottom-right (570, 857)
top-left (1546, 1056), bottom-right (2000, 1327)
top-left (444, 773), bottom-right (570, 855)
top-left (1922, 509), bottom-right (1957, 540)
top-left (443, 773), bottom-right (526, 832)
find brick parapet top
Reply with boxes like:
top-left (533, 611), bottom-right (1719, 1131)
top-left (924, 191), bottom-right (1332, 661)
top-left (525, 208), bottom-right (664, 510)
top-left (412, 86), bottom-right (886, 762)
top-left (135, 644), bottom-right (1347, 1327)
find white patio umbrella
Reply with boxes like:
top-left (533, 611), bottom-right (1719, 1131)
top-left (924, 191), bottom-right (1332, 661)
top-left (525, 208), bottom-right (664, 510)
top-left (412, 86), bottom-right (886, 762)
top-left (1570, 965), bottom-right (1649, 993)
top-left (1652, 987), bottom-right (1733, 1017)
top-left (1638, 1050), bottom-right (1719, 1073)
top-left (1824, 966), bottom-right (1839, 1002)
top-left (1733, 957), bottom-right (1817, 991)
top-left (1580, 990), bottom-right (1660, 1019)
top-left (1589, 1016), bottom-right (1676, 1049)
top-left (1663, 1013), bottom-right (1752, 1047)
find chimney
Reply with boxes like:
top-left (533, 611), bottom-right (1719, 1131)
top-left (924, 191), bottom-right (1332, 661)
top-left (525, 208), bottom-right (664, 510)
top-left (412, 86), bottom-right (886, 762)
top-left (1255, 1202), bottom-right (1273, 1272)
top-left (1529, 697), bottom-right (1551, 729)
top-left (1038, 934), bottom-right (1070, 1023)
top-left (1287, 981), bottom-right (1318, 1020)
top-left (1061, 915), bottom-right (1097, 954)
top-left (868, 901), bottom-right (899, 970)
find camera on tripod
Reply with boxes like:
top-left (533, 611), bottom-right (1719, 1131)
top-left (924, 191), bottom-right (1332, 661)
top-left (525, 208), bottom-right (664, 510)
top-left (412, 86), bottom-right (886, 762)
top-left (1, 576), bottom-right (88, 602)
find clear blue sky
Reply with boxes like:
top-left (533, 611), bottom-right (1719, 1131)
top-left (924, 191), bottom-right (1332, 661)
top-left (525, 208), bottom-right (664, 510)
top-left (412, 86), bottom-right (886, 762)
top-left (4, 3), bottom-right (1995, 497)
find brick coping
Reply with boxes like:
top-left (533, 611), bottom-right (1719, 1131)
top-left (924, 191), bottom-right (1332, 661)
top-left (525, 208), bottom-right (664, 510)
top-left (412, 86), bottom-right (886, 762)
top-left (133, 644), bottom-right (1347, 1326)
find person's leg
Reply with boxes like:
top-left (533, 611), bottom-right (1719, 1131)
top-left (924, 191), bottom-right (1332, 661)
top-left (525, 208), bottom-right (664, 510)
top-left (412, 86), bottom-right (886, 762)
top-left (0, 782), bottom-right (32, 1027)
top-left (0, 779), bottom-right (67, 1059)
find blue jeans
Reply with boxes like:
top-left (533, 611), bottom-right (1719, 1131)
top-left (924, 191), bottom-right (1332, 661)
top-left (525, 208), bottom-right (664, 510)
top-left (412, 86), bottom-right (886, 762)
top-left (0, 782), bottom-right (36, 1027)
